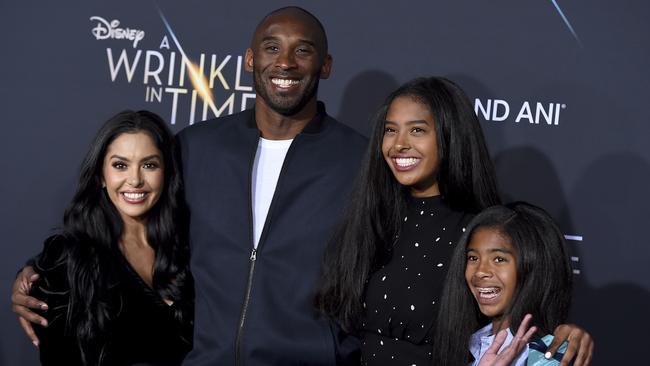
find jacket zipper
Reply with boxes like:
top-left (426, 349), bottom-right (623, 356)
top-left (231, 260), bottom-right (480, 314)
top-left (235, 134), bottom-right (260, 366)
top-left (235, 248), bottom-right (257, 366)
top-left (234, 134), bottom-right (299, 365)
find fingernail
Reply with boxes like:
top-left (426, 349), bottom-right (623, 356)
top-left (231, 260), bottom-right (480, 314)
top-left (544, 351), bottom-right (552, 359)
top-left (41, 320), bottom-right (48, 327)
top-left (40, 303), bottom-right (48, 310)
top-left (32, 340), bottom-right (39, 347)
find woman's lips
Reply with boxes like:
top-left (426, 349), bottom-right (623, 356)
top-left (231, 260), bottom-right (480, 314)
top-left (391, 157), bottom-right (420, 172)
top-left (121, 192), bottom-right (148, 203)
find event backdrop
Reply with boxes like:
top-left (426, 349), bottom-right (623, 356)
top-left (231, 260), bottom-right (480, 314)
top-left (1, 1), bottom-right (648, 364)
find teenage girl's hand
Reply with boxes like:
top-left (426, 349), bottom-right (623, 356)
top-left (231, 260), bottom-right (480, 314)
top-left (477, 314), bottom-right (537, 366)
top-left (11, 266), bottom-right (48, 347)
top-left (548, 324), bottom-right (594, 366)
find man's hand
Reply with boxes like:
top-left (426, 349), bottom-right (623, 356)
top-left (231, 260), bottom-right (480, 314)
top-left (477, 314), bottom-right (537, 366)
top-left (548, 324), bottom-right (594, 366)
top-left (11, 266), bottom-right (48, 346)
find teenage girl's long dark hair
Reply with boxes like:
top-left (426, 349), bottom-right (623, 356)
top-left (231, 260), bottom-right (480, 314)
top-left (38, 110), bottom-right (190, 364)
top-left (314, 77), bottom-right (500, 332)
top-left (432, 202), bottom-right (573, 365)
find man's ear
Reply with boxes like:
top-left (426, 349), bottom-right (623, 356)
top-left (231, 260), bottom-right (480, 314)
top-left (320, 54), bottom-right (333, 79)
top-left (245, 48), bottom-right (254, 72)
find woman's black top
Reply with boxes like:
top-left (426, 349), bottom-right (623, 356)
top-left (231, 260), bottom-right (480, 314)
top-left (32, 235), bottom-right (192, 366)
top-left (360, 196), bottom-right (471, 366)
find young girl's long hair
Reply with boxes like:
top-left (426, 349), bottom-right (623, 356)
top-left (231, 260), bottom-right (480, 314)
top-left (36, 110), bottom-right (191, 364)
top-left (432, 202), bottom-right (573, 365)
top-left (314, 76), bottom-right (500, 332)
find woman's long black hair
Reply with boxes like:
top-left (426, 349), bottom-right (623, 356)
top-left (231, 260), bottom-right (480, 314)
top-left (37, 110), bottom-right (190, 364)
top-left (432, 202), bottom-right (573, 365)
top-left (314, 76), bottom-right (500, 332)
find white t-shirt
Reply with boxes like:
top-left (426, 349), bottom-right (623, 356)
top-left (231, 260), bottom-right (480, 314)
top-left (251, 137), bottom-right (293, 248)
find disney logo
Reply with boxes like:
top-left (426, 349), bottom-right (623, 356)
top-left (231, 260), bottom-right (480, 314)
top-left (90, 16), bottom-right (145, 48)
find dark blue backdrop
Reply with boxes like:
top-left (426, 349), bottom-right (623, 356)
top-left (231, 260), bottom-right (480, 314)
top-left (1, 1), bottom-right (648, 364)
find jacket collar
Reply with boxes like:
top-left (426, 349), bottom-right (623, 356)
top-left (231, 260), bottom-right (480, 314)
top-left (246, 101), bottom-right (328, 136)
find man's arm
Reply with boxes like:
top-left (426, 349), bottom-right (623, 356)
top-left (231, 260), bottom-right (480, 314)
top-left (11, 266), bottom-right (49, 346)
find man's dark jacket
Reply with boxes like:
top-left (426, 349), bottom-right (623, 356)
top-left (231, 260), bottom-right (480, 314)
top-left (177, 103), bottom-right (367, 365)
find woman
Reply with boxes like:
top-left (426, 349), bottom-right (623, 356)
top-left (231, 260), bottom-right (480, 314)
top-left (28, 110), bottom-right (192, 365)
top-left (315, 77), bottom-right (592, 365)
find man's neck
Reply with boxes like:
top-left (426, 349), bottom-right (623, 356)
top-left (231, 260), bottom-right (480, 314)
top-left (255, 100), bottom-right (319, 140)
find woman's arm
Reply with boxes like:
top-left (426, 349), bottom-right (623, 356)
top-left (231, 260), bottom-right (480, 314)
top-left (28, 236), bottom-right (83, 365)
top-left (548, 324), bottom-right (594, 366)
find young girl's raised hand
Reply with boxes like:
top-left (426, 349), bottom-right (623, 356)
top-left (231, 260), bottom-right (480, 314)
top-left (477, 314), bottom-right (537, 366)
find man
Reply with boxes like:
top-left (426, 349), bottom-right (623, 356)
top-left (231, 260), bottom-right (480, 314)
top-left (13, 6), bottom-right (367, 366)
top-left (175, 7), bottom-right (366, 365)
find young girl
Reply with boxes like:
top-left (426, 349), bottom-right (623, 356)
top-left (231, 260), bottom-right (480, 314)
top-left (433, 202), bottom-right (573, 365)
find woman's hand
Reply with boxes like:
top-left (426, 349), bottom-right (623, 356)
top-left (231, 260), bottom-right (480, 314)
top-left (548, 324), bottom-right (594, 366)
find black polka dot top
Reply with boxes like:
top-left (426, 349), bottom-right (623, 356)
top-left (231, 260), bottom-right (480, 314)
top-left (360, 195), bottom-right (472, 366)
